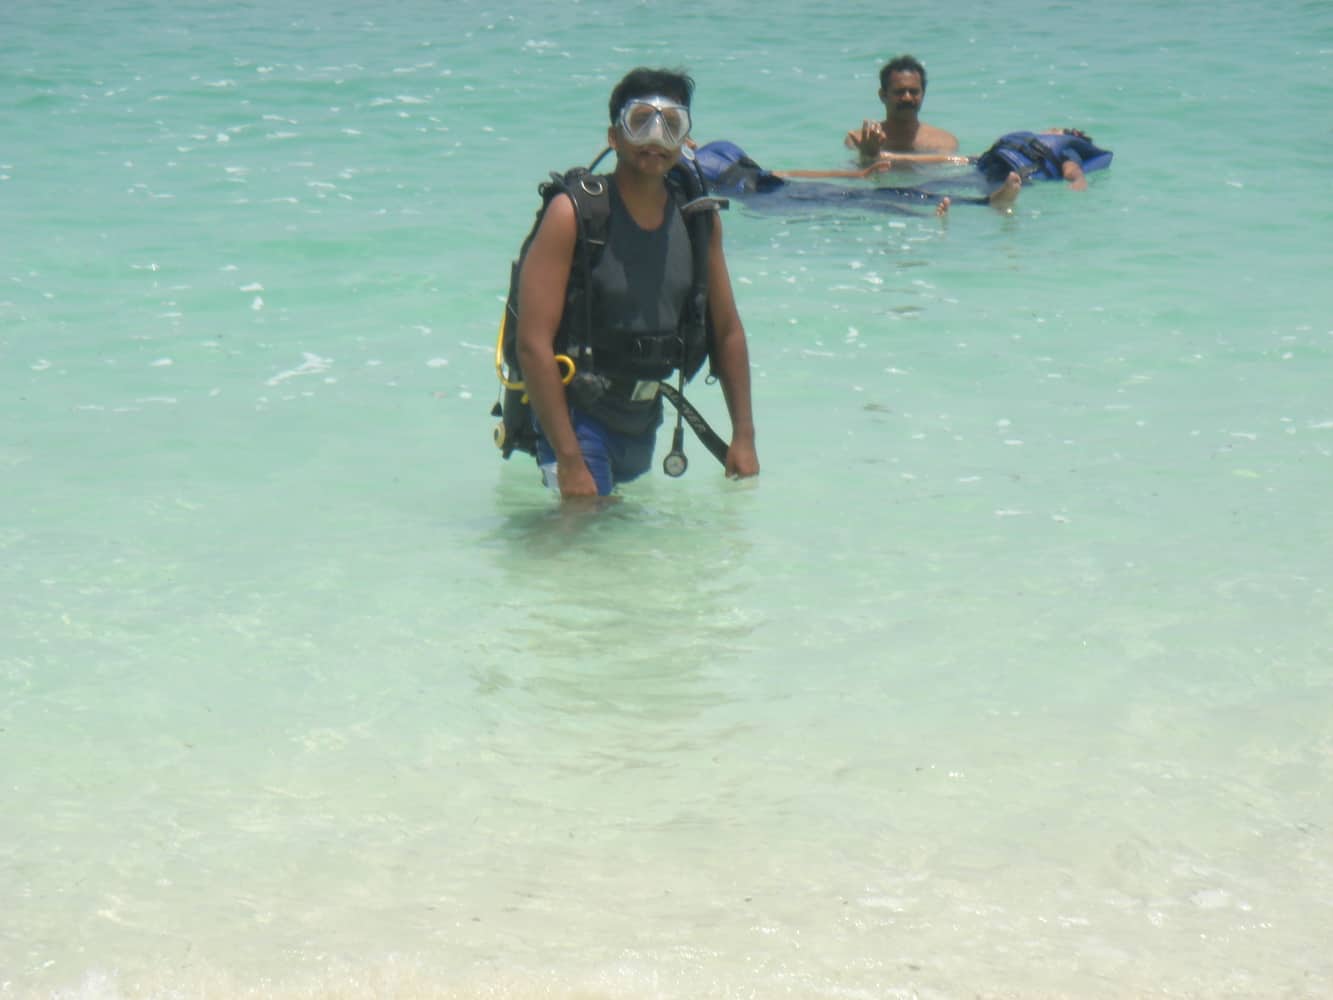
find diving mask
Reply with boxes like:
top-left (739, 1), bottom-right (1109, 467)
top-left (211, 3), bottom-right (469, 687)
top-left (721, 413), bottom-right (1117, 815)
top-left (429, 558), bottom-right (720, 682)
top-left (617, 96), bottom-right (692, 148)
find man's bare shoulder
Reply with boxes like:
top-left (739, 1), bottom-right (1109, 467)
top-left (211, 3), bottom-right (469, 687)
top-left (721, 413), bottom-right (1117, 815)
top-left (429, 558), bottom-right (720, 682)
top-left (915, 122), bottom-right (960, 153)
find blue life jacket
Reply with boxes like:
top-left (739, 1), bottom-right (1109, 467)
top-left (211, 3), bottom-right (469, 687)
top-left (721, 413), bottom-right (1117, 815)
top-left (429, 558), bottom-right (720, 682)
top-left (975, 131), bottom-right (1113, 183)
top-left (691, 141), bottom-right (786, 195)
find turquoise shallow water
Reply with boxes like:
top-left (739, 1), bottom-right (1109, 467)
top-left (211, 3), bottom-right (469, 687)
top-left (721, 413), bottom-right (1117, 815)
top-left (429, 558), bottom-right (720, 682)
top-left (3, 0), bottom-right (1333, 997)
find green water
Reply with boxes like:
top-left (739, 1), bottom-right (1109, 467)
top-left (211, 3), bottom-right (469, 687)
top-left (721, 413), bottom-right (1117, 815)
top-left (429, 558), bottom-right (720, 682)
top-left (3, 0), bottom-right (1332, 996)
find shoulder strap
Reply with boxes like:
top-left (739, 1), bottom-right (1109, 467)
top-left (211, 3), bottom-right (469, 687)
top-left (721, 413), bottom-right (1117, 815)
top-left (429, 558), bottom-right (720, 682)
top-left (564, 169), bottom-right (612, 261)
top-left (549, 167), bottom-right (611, 361)
top-left (1000, 135), bottom-right (1064, 180)
top-left (667, 160), bottom-right (727, 381)
top-left (1020, 137), bottom-right (1065, 179)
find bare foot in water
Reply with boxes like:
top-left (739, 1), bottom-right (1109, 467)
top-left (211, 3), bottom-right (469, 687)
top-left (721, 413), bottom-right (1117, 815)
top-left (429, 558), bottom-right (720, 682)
top-left (989, 171), bottom-right (1022, 211)
top-left (935, 196), bottom-right (950, 218)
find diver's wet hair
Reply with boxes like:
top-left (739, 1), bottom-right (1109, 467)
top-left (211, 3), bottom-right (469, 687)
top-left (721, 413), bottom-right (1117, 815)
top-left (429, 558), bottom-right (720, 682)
top-left (880, 54), bottom-right (928, 92)
top-left (608, 67), bottom-right (695, 123)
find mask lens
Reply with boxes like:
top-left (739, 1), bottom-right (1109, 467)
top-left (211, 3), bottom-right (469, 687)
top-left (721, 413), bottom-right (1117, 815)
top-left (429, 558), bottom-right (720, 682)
top-left (619, 97), bottom-right (691, 147)
top-left (659, 105), bottom-right (689, 139)
top-left (624, 103), bottom-right (660, 135)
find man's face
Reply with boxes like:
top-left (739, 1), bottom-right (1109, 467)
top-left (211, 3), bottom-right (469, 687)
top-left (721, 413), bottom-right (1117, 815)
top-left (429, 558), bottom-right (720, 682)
top-left (880, 70), bottom-right (925, 118)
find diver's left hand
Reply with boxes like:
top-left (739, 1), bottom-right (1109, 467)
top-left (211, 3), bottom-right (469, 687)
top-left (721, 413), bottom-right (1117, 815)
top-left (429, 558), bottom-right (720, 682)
top-left (725, 440), bottom-right (759, 480)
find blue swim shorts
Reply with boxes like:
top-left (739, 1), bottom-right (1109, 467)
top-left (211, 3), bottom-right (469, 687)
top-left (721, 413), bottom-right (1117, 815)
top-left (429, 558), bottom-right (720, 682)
top-left (535, 407), bottom-right (656, 496)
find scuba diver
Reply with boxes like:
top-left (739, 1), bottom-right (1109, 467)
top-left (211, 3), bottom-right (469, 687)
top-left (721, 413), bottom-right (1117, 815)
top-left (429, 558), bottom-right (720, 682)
top-left (507, 67), bottom-right (759, 499)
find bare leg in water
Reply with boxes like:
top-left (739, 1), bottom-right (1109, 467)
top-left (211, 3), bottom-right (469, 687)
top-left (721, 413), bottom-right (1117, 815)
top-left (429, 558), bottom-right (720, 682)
top-left (935, 171), bottom-right (1020, 217)
top-left (989, 171), bottom-right (1022, 210)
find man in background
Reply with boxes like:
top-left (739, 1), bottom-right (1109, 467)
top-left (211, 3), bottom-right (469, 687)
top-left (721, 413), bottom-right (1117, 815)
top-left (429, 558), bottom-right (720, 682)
top-left (845, 54), bottom-right (959, 163)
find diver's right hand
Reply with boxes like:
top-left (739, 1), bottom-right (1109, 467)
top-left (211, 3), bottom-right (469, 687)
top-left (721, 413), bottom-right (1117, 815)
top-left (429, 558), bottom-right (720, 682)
top-left (557, 460), bottom-right (599, 499)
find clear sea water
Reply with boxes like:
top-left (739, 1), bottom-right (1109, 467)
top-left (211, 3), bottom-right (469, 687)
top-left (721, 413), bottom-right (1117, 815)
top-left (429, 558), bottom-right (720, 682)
top-left (3, 0), bottom-right (1332, 997)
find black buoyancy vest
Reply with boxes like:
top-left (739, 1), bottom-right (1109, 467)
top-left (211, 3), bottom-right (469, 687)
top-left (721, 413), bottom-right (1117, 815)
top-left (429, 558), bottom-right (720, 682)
top-left (587, 180), bottom-right (694, 379)
top-left (493, 153), bottom-right (726, 458)
top-left (548, 161), bottom-right (719, 383)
